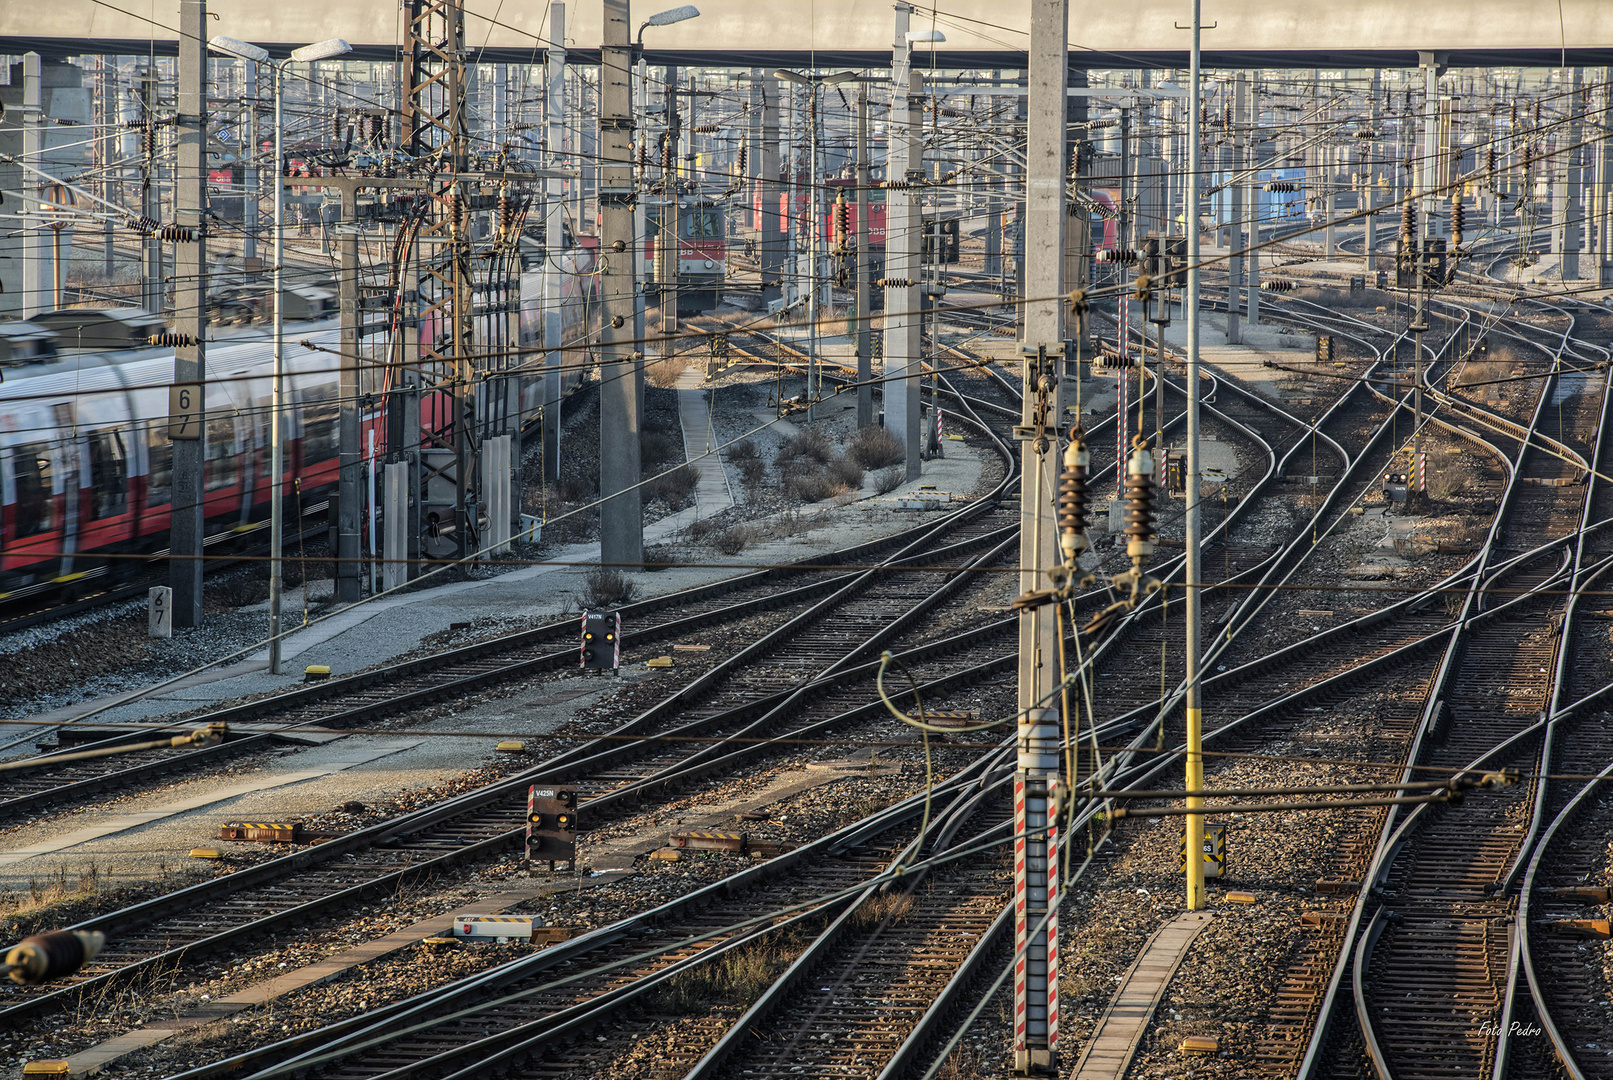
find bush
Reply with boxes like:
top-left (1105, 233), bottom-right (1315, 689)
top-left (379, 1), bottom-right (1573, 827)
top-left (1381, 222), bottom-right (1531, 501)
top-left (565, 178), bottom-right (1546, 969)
top-left (713, 525), bottom-right (749, 555)
top-left (735, 456), bottom-right (766, 487)
top-left (784, 466), bottom-right (850, 504)
top-left (647, 464), bottom-right (698, 508)
top-left (775, 427), bottom-right (834, 470)
top-left (583, 567), bottom-right (637, 608)
top-left (874, 466), bottom-right (905, 494)
top-left (828, 457), bottom-right (865, 490)
top-left (727, 438), bottom-right (759, 461)
top-left (640, 429), bottom-right (681, 466)
top-left (848, 425), bottom-right (904, 470)
top-left (558, 474), bottom-right (594, 503)
top-left (643, 543), bottom-right (675, 572)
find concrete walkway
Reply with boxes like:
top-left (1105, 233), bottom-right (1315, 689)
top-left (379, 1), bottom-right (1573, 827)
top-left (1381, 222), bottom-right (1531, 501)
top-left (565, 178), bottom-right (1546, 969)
top-left (1069, 911), bottom-right (1212, 1080)
top-left (673, 365), bottom-right (735, 521)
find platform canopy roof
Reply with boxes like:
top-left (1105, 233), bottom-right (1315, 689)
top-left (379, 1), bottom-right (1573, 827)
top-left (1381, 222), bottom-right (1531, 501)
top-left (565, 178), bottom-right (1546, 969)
top-left (5, 0), bottom-right (1613, 68)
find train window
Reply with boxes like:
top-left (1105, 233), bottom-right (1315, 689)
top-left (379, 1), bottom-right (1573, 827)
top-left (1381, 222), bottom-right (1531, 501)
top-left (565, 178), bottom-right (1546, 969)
top-left (301, 383), bottom-right (338, 467)
top-left (205, 416), bottom-right (239, 491)
top-left (88, 430), bottom-right (129, 520)
top-left (146, 424), bottom-right (173, 507)
top-left (10, 443), bottom-right (55, 538)
top-left (681, 209), bottom-right (719, 238)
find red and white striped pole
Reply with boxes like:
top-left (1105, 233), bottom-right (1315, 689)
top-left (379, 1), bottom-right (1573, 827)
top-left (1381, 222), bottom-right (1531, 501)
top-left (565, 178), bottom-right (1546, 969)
top-left (1014, 707), bottom-right (1060, 1073)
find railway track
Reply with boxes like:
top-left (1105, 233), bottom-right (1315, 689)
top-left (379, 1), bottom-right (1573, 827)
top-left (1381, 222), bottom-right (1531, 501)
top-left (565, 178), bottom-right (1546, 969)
top-left (0, 373), bottom-right (1034, 1033)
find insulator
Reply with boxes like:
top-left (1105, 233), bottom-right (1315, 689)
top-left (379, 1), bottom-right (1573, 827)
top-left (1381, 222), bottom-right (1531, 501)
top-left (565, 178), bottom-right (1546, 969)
top-left (1451, 198), bottom-right (1465, 246)
top-left (497, 193), bottom-right (513, 234)
top-left (1261, 279), bottom-right (1295, 293)
top-left (1199, 104), bottom-right (1208, 127)
top-left (1486, 144), bottom-right (1498, 175)
top-left (1122, 437), bottom-right (1156, 566)
top-left (143, 126), bottom-right (157, 156)
top-left (691, 123), bottom-right (720, 133)
top-left (124, 118), bottom-right (145, 128)
top-left (334, 110), bottom-right (344, 141)
top-left (736, 144), bottom-right (748, 175)
top-left (661, 136), bottom-right (674, 174)
top-left (1533, 100), bottom-right (1542, 127)
top-left (833, 192), bottom-right (849, 248)
top-left (1096, 248), bottom-right (1138, 265)
top-left (1400, 200), bottom-right (1417, 242)
top-left (931, 96), bottom-right (939, 125)
top-left (6, 930), bottom-right (104, 986)
top-left (146, 332), bottom-right (199, 347)
top-left (126, 215), bottom-right (158, 236)
top-left (1509, 104), bottom-right (1518, 131)
top-left (158, 223), bottom-right (195, 242)
top-left (875, 278), bottom-right (912, 288)
top-left (1263, 180), bottom-right (1297, 193)
top-left (1058, 435), bottom-right (1091, 562)
top-left (1222, 103), bottom-right (1232, 129)
top-left (370, 114), bottom-right (387, 143)
top-left (1521, 144), bottom-right (1534, 172)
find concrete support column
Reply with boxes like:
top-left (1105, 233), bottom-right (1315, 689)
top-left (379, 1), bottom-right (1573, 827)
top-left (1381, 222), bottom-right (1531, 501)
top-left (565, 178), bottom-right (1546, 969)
top-left (171, 1), bottom-right (208, 627)
top-left (1015, 5), bottom-right (1068, 1064)
top-left (1559, 68), bottom-right (1584, 281)
top-left (757, 77), bottom-right (783, 306)
top-left (883, 4), bottom-right (922, 480)
top-left (1227, 72), bottom-right (1246, 344)
top-left (597, 0), bottom-right (643, 568)
top-left (21, 53), bottom-right (45, 318)
top-left (337, 191), bottom-right (362, 603)
top-left (543, 4), bottom-right (566, 483)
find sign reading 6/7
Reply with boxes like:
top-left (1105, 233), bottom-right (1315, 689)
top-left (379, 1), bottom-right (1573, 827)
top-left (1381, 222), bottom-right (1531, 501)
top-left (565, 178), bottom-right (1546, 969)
top-left (169, 382), bottom-right (203, 440)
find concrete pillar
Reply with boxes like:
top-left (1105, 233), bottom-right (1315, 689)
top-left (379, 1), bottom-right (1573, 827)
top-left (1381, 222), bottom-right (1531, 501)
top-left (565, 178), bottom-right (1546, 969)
top-left (383, 462), bottom-right (408, 591)
top-left (1227, 72), bottom-right (1246, 344)
top-left (1016, 7), bottom-right (1068, 1069)
top-left (883, 4), bottom-right (922, 480)
top-left (1558, 68), bottom-right (1584, 281)
top-left (171, 2), bottom-right (208, 628)
top-left (21, 53), bottom-right (45, 318)
top-left (542, 4), bottom-right (566, 484)
top-left (597, 0), bottom-right (643, 568)
top-left (337, 191), bottom-right (362, 603)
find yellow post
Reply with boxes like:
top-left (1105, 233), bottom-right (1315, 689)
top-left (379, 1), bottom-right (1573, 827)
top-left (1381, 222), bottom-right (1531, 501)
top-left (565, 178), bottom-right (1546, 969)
top-left (1186, 706), bottom-right (1205, 909)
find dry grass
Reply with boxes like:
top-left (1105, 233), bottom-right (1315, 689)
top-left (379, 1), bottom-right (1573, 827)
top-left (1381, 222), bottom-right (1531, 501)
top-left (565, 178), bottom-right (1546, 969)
top-left (645, 353), bottom-right (693, 388)
top-left (647, 465), bottom-right (698, 509)
top-left (1424, 447), bottom-right (1477, 501)
top-left (848, 426), bottom-right (904, 470)
top-left (874, 466), bottom-right (905, 494)
top-left (1454, 359), bottom-right (1509, 388)
top-left (583, 567), bottom-right (638, 608)
top-left (850, 890), bottom-right (915, 929)
top-left (652, 940), bottom-right (793, 1015)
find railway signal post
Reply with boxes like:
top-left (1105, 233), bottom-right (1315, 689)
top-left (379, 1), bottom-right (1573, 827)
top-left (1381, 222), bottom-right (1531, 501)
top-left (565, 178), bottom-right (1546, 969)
top-left (1013, 0), bottom-right (1067, 1071)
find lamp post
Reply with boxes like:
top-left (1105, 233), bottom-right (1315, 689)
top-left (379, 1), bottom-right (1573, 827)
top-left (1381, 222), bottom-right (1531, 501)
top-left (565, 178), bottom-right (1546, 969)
top-left (208, 34), bottom-right (351, 675)
top-left (773, 69), bottom-right (856, 421)
top-left (635, 6), bottom-right (700, 369)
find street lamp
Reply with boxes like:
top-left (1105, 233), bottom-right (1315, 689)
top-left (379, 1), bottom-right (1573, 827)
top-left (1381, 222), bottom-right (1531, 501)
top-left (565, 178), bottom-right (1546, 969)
top-left (772, 70), bottom-right (857, 421)
top-left (636, 4), bottom-right (700, 50)
top-left (209, 34), bottom-right (351, 675)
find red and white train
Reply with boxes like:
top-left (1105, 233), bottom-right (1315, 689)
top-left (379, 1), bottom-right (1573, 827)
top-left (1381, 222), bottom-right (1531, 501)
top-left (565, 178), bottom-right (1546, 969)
top-left (0, 250), bottom-right (598, 605)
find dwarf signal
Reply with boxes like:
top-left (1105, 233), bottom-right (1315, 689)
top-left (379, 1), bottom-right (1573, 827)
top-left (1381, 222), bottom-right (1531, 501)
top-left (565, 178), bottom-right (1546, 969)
top-left (580, 611), bottom-right (621, 670)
